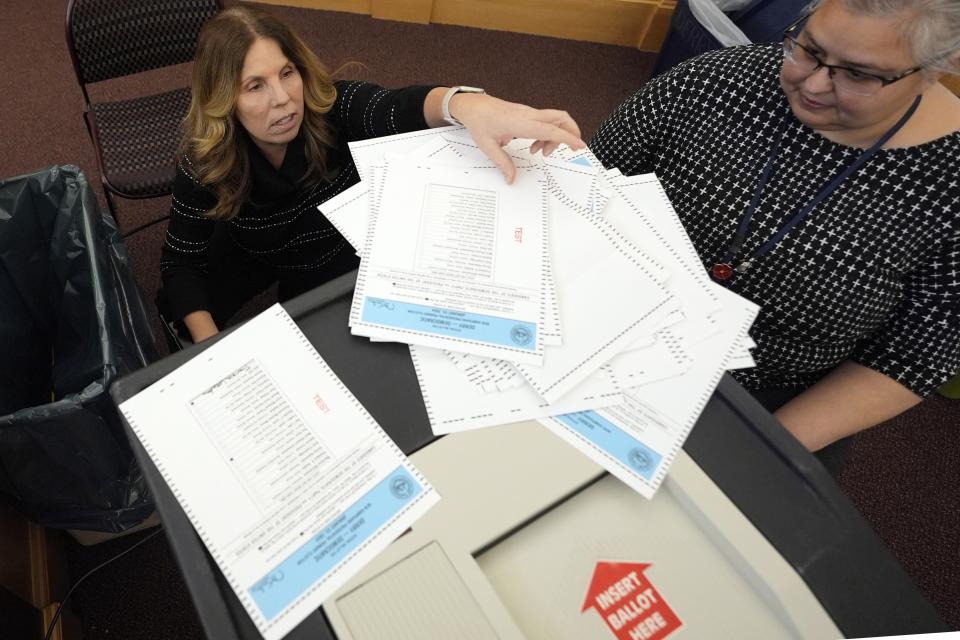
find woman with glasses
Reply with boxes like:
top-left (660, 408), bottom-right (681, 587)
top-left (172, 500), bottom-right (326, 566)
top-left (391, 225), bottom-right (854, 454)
top-left (591, 0), bottom-right (960, 471)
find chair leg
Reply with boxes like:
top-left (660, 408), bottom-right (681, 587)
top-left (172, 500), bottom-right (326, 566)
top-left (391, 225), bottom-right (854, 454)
top-left (103, 187), bottom-right (120, 225)
top-left (155, 289), bottom-right (192, 352)
top-left (122, 215), bottom-right (170, 239)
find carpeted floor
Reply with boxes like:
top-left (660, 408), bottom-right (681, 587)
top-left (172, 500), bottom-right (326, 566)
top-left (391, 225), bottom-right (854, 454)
top-left (2, 0), bottom-right (958, 637)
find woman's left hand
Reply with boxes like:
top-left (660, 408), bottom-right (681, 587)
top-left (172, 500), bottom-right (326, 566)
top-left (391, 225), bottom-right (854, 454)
top-left (426, 89), bottom-right (586, 184)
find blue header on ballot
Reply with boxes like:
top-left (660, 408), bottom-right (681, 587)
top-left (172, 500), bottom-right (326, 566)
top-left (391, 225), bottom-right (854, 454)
top-left (249, 467), bottom-right (422, 620)
top-left (555, 411), bottom-right (663, 480)
top-left (362, 297), bottom-right (537, 351)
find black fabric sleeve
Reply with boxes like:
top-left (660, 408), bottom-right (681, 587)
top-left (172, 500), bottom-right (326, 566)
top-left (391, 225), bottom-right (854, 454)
top-left (589, 68), bottom-right (675, 175)
top-left (159, 156), bottom-right (217, 321)
top-left (329, 81), bottom-right (436, 141)
top-left (589, 46), bottom-right (763, 176)
top-left (851, 226), bottom-right (960, 396)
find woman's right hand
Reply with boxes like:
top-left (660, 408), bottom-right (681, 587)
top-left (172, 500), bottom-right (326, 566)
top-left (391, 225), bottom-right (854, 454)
top-left (452, 94), bottom-right (585, 184)
top-left (424, 88), bottom-right (585, 184)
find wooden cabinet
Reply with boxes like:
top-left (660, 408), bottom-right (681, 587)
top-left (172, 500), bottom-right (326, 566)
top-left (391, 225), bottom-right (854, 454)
top-left (0, 505), bottom-right (77, 640)
top-left (255, 0), bottom-right (678, 51)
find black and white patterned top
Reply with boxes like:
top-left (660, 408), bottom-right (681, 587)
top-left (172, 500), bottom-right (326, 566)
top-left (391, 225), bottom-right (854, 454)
top-left (590, 44), bottom-right (960, 395)
top-left (160, 81), bottom-right (434, 321)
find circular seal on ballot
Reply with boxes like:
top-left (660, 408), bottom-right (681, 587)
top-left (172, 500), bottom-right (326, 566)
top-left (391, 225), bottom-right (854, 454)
top-left (628, 448), bottom-right (653, 472)
top-left (510, 325), bottom-right (532, 346)
top-left (389, 476), bottom-right (415, 500)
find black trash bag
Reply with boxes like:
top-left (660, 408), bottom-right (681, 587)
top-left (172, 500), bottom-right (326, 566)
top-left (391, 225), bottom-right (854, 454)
top-left (0, 165), bottom-right (157, 532)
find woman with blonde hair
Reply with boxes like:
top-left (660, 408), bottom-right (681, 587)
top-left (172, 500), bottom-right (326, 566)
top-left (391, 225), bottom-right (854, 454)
top-left (591, 0), bottom-right (960, 471)
top-left (161, 4), bottom-right (584, 343)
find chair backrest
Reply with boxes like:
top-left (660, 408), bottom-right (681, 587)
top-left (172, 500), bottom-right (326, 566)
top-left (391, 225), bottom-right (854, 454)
top-left (65, 0), bottom-right (223, 89)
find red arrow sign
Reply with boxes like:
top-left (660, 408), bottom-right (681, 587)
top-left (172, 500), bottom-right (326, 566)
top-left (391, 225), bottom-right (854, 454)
top-left (582, 562), bottom-right (682, 640)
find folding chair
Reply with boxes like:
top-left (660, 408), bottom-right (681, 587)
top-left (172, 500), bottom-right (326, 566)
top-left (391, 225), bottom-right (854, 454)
top-left (65, 0), bottom-right (223, 223)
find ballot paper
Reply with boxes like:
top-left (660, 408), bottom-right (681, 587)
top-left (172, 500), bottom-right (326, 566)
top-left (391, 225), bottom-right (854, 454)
top-left (600, 170), bottom-right (723, 345)
top-left (513, 182), bottom-right (677, 403)
top-left (410, 343), bottom-right (623, 433)
top-left (444, 350), bottom-right (526, 392)
top-left (318, 184), bottom-right (368, 255)
top-left (726, 350), bottom-right (757, 371)
top-left (443, 135), bottom-right (681, 399)
top-left (539, 284), bottom-right (759, 498)
top-left (322, 127), bottom-right (483, 255)
top-left (323, 127), bottom-right (515, 259)
top-left (339, 132), bottom-right (566, 347)
top-left (349, 126), bottom-right (465, 182)
top-left (349, 158), bottom-right (549, 364)
top-left (118, 306), bottom-right (439, 640)
top-left (606, 329), bottom-right (692, 388)
top-left (320, 127), bottom-right (760, 500)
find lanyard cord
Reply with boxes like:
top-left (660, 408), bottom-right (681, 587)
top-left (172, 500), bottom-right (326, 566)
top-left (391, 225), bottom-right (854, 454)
top-left (717, 94), bottom-right (922, 275)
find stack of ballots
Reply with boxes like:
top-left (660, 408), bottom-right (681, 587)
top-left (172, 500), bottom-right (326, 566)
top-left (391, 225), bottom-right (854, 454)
top-left (320, 126), bottom-right (759, 498)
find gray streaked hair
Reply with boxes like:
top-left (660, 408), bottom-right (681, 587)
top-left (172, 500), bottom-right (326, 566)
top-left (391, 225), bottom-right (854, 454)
top-left (806, 0), bottom-right (960, 74)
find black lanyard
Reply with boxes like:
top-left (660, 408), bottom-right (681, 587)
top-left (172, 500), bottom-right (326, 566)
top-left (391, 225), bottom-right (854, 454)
top-left (711, 94), bottom-right (922, 281)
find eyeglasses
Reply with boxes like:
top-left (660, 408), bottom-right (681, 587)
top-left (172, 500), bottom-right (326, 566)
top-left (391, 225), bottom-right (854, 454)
top-left (782, 17), bottom-right (923, 97)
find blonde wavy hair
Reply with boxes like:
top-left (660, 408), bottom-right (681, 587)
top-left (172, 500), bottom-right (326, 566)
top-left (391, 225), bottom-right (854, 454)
top-left (181, 5), bottom-right (338, 220)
